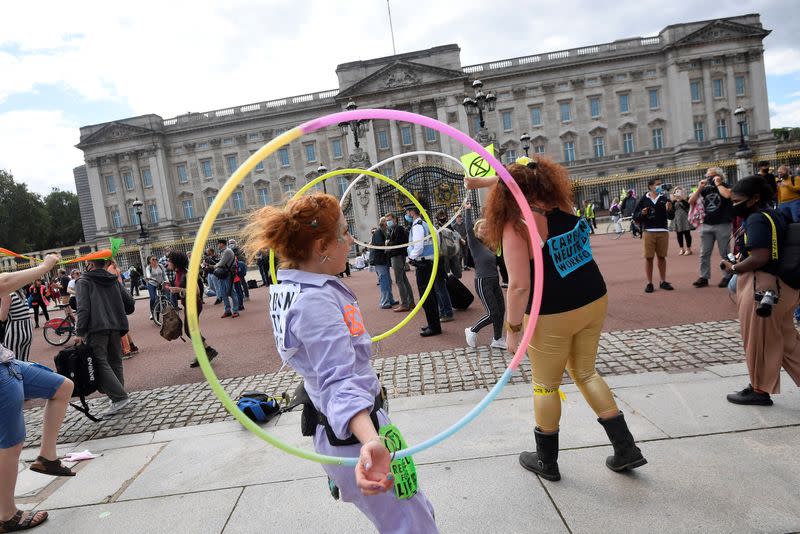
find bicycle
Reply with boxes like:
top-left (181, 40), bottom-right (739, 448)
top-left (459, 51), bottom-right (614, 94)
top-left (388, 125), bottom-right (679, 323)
top-left (604, 216), bottom-right (631, 240)
top-left (43, 304), bottom-right (75, 346)
top-left (151, 284), bottom-right (174, 327)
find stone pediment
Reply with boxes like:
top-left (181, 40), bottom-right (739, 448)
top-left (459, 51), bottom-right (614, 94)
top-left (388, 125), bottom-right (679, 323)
top-left (77, 122), bottom-right (156, 148)
top-left (588, 125), bottom-right (607, 136)
top-left (251, 178), bottom-right (269, 187)
top-left (201, 186), bottom-right (219, 193)
top-left (674, 20), bottom-right (770, 48)
top-left (337, 60), bottom-right (466, 98)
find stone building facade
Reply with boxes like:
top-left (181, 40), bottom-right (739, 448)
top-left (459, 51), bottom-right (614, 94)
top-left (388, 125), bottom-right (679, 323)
top-left (75, 14), bottom-right (773, 245)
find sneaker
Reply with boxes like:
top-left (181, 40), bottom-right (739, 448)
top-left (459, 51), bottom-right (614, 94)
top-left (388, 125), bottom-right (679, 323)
top-left (149, 314), bottom-right (153, 320)
top-left (122, 353), bottom-right (133, 361)
top-left (129, 344), bottom-right (139, 354)
top-left (213, 299), bottom-right (221, 305)
top-left (659, 281), bottom-right (674, 291)
top-left (718, 275), bottom-right (732, 288)
top-left (465, 327), bottom-right (477, 348)
top-left (726, 384), bottom-right (773, 406)
top-left (501, 282), bottom-right (509, 288)
top-left (231, 312), bottom-right (240, 318)
top-left (693, 277), bottom-right (709, 288)
top-left (645, 283), bottom-right (654, 293)
top-left (490, 338), bottom-right (507, 350)
top-left (440, 315), bottom-right (454, 323)
top-left (105, 398), bottom-right (132, 417)
top-left (221, 312), bottom-right (232, 318)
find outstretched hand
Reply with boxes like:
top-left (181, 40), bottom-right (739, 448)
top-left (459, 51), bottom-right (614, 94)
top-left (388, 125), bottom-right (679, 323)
top-left (355, 439), bottom-right (393, 496)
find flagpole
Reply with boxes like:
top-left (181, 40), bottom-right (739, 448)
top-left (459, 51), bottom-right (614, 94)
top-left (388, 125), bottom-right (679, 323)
top-left (386, 0), bottom-right (397, 55)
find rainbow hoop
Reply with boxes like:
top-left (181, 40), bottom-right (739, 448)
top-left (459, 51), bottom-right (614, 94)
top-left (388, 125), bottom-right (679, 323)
top-left (186, 109), bottom-right (543, 466)
top-left (268, 168), bottom-right (439, 342)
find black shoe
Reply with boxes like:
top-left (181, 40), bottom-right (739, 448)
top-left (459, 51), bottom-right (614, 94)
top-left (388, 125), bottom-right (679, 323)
top-left (645, 283), bottom-right (654, 293)
top-left (718, 275), bottom-right (732, 288)
top-left (213, 299), bottom-right (221, 305)
top-left (693, 277), bottom-right (708, 288)
top-left (420, 327), bottom-right (442, 337)
top-left (190, 347), bottom-right (218, 368)
top-left (726, 384), bottom-right (773, 406)
top-left (598, 412), bottom-right (648, 472)
top-left (659, 281), bottom-right (674, 291)
top-left (519, 428), bottom-right (561, 481)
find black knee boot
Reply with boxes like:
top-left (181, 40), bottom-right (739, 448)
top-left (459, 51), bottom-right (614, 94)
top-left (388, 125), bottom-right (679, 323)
top-left (598, 412), bottom-right (647, 472)
top-left (519, 428), bottom-right (561, 481)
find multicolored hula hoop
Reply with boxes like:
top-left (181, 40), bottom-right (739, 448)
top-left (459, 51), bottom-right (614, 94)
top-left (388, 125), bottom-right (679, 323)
top-left (186, 108), bottom-right (544, 466)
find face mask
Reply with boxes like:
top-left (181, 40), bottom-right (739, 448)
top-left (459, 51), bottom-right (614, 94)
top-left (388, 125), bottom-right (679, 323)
top-left (732, 200), bottom-right (753, 218)
top-left (404, 214), bottom-right (413, 223)
top-left (437, 218), bottom-right (447, 224)
top-left (655, 185), bottom-right (664, 195)
top-left (386, 220), bottom-right (394, 228)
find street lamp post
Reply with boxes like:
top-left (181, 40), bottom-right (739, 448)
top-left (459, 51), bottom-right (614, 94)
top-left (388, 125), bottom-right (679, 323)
top-left (317, 164), bottom-right (328, 194)
top-left (734, 107), bottom-right (749, 152)
top-left (132, 198), bottom-right (147, 239)
top-left (462, 80), bottom-right (497, 129)
top-left (338, 100), bottom-right (369, 149)
top-left (520, 132), bottom-right (531, 157)
top-left (131, 198), bottom-right (149, 271)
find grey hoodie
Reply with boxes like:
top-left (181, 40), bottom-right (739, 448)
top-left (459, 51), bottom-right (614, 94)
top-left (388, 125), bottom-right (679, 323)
top-left (75, 269), bottom-right (135, 337)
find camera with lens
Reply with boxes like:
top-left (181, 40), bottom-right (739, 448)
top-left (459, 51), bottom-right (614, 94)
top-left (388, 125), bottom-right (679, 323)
top-left (719, 253), bottom-right (737, 271)
top-left (755, 290), bottom-right (779, 318)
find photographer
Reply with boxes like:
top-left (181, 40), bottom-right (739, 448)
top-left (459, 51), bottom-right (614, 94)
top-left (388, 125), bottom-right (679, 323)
top-left (633, 178), bottom-right (675, 293)
top-left (720, 176), bottom-right (800, 406)
top-left (690, 167), bottom-right (733, 288)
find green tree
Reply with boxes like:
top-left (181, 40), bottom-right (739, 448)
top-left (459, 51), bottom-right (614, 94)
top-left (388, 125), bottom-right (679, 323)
top-left (44, 188), bottom-right (83, 247)
top-left (0, 169), bottom-right (51, 252)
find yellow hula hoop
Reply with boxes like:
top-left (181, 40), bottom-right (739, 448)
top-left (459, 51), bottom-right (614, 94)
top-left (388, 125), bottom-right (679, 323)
top-left (268, 168), bottom-right (439, 342)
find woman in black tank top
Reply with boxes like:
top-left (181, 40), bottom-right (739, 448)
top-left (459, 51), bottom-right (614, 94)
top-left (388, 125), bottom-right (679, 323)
top-left (477, 156), bottom-right (646, 481)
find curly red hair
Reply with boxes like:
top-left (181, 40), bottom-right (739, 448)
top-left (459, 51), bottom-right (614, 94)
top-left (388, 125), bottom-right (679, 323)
top-left (243, 193), bottom-right (342, 269)
top-left (482, 156), bottom-right (573, 250)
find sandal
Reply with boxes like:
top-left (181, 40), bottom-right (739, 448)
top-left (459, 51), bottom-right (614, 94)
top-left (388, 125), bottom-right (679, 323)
top-left (0, 510), bottom-right (48, 532)
top-left (29, 456), bottom-right (75, 477)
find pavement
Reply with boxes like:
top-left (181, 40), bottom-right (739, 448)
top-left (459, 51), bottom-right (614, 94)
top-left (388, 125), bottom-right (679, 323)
top-left (14, 362), bottom-right (800, 533)
top-left (24, 234), bottom-right (740, 395)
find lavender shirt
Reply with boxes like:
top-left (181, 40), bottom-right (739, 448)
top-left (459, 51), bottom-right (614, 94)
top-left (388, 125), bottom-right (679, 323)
top-left (271, 269), bottom-right (379, 441)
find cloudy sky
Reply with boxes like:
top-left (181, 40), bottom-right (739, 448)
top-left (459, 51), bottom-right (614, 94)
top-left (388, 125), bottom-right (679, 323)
top-left (1, 0), bottom-right (798, 195)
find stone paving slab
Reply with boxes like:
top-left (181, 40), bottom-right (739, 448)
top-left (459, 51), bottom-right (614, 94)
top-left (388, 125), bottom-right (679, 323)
top-left (612, 372), bottom-right (800, 438)
top-left (39, 443), bottom-right (164, 509)
top-left (34, 488), bottom-right (241, 534)
top-left (22, 320), bottom-right (748, 448)
top-left (546, 427), bottom-right (800, 534)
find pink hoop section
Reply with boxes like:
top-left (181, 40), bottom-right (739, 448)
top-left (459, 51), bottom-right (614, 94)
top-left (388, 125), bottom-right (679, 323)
top-left (301, 109), bottom-right (543, 371)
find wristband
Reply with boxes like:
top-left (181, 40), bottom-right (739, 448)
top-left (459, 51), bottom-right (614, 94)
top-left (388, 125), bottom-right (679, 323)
top-left (504, 320), bottom-right (523, 333)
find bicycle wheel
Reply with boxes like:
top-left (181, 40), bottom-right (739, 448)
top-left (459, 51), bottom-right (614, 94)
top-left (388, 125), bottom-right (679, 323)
top-left (152, 298), bottom-right (166, 326)
top-left (43, 318), bottom-right (73, 346)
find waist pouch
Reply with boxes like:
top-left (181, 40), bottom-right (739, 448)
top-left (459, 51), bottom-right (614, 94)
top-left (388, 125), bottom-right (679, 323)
top-left (293, 380), bottom-right (387, 447)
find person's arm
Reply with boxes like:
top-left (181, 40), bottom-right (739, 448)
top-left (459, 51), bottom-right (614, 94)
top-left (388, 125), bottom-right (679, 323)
top-left (716, 181), bottom-right (732, 200)
top-left (408, 223), bottom-right (424, 260)
top-left (464, 175), bottom-right (499, 190)
top-left (0, 293), bottom-right (11, 322)
top-left (502, 223), bottom-right (532, 354)
top-left (689, 182), bottom-right (705, 205)
top-left (721, 214), bottom-right (772, 274)
top-left (0, 254), bottom-right (60, 294)
top-left (633, 196), bottom-right (646, 220)
top-left (74, 279), bottom-right (90, 337)
top-left (665, 198), bottom-right (675, 220)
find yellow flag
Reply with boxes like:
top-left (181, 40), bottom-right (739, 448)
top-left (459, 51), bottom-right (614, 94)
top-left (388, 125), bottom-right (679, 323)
top-left (461, 144), bottom-right (496, 178)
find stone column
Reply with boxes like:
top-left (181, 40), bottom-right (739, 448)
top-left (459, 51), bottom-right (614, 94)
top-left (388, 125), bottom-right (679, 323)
top-left (434, 96), bottom-right (452, 156)
top-left (702, 61), bottom-right (715, 139)
top-left (747, 50), bottom-right (770, 134)
top-left (411, 101), bottom-right (427, 163)
top-left (736, 149), bottom-right (754, 182)
top-left (149, 144), bottom-right (175, 224)
top-left (664, 62), bottom-right (691, 146)
top-left (86, 158), bottom-right (110, 234)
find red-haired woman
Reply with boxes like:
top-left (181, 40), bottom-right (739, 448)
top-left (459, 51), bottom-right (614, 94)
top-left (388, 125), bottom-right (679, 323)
top-left (476, 156), bottom-right (647, 481)
top-left (243, 193), bottom-right (437, 532)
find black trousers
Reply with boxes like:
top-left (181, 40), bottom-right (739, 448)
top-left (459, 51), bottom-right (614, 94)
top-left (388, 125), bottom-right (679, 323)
top-left (414, 260), bottom-right (440, 332)
top-left (471, 277), bottom-right (505, 340)
top-left (496, 254), bottom-right (509, 284)
top-left (676, 230), bottom-right (692, 248)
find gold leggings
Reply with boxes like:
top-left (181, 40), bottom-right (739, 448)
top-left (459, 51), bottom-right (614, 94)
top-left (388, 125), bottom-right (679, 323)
top-left (525, 295), bottom-right (617, 432)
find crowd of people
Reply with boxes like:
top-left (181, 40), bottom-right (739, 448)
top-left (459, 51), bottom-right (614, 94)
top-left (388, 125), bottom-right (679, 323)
top-left (1, 154), bottom-right (798, 532)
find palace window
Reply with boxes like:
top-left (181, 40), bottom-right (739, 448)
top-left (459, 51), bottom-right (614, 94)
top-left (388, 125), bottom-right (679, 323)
top-left (177, 164), bottom-right (188, 184)
top-left (589, 98), bottom-right (601, 118)
top-left (278, 148), bottom-right (290, 167)
top-left (182, 199), bottom-right (194, 219)
top-left (652, 128), bottom-right (664, 150)
top-left (593, 136), bottom-right (605, 157)
top-left (623, 132), bottom-right (635, 153)
top-left (563, 141), bottom-right (575, 162)
top-left (331, 138), bottom-right (343, 159)
top-left (141, 168), bottom-right (153, 188)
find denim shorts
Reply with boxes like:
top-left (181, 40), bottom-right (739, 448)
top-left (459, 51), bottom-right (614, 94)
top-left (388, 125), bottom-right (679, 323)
top-left (0, 360), bottom-right (65, 448)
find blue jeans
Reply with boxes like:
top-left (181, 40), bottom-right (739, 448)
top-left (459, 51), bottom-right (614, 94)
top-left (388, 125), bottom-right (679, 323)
top-left (1, 360), bottom-right (65, 448)
top-left (206, 273), bottom-right (219, 297)
top-left (375, 264), bottom-right (396, 307)
top-left (147, 284), bottom-right (158, 312)
top-left (434, 263), bottom-right (453, 317)
top-left (778, 198), bottom-right (800, 223)
top-left (234, 281), bottom-right (245, 308)
top-left (219, 277), bottom-right (240, 313)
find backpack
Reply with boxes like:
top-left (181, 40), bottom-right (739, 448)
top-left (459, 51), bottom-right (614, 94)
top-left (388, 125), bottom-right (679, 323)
top-left (760, 212), bottom-right (800, 290)
top-left (54, 343), bottom-right (101, 421)
top-left (438, 227), bottom-right (460, 258)
top-left (688, 200), bottom-right (705, 228)
top-left (237, 391), bottom-right (286, 423)
top-left (159, 304), bottom-right (184, 341)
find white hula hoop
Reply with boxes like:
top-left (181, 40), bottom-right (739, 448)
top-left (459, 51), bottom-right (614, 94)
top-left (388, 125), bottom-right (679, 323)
top-left (340, 150), bottom-right (470, 251)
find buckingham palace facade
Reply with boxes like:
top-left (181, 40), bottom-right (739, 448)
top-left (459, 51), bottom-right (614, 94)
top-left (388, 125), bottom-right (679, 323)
top-left (75, 14), bottom-right (774, 245)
